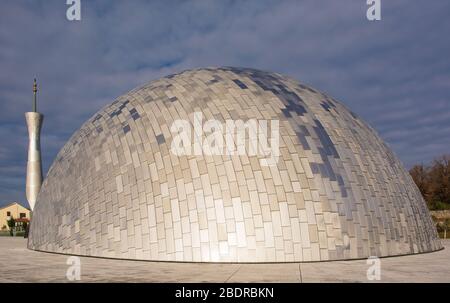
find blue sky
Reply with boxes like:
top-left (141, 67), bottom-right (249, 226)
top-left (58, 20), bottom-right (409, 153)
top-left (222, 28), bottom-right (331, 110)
top-left (1, 0), bottom-right (449, 208)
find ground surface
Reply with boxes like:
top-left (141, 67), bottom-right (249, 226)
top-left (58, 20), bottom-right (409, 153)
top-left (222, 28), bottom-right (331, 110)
top-left (0, 237), bottom-right (449, 282)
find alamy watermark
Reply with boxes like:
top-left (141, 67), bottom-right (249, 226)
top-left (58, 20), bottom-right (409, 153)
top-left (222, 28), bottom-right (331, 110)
top-left (66, 256), bottom-right (81, 281)
top-left (366, 256), bottom-right (381, 281)
top-left (170, 112), bottom-right (280, 167)
top-left (367, 0), bottom-right (381, 21)
top-left (66, 0), bottom-right (81, 21)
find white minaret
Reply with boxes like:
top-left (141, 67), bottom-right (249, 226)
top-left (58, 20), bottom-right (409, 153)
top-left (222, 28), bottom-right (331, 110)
top-left (25, 78), bottom-right (43, 211)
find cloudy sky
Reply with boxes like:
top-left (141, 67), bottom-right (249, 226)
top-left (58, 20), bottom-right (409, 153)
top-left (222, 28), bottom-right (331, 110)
top-left (1, 0), bottom-right (449, 207)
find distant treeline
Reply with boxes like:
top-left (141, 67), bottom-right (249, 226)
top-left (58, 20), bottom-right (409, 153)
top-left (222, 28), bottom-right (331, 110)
top-left (409, 155), bottom-right (450, 210)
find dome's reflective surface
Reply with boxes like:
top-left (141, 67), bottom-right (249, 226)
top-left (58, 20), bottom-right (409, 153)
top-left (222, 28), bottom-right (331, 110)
top-left (28, 67), bottom-right (442, 262)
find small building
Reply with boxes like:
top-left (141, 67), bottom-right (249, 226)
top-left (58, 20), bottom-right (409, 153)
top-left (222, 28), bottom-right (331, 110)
top-left (0, 202), bottom-right (31, 231)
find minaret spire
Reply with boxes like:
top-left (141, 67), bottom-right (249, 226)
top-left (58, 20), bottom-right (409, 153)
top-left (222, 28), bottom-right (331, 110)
top-left (33, 78), bottom-right (37, 112)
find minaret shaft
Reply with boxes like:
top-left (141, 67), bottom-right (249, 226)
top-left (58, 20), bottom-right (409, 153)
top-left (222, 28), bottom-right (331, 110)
top-left (25, 112), bottom-right (43, 211)
top-left (26, 79), bottom-right (43, 211)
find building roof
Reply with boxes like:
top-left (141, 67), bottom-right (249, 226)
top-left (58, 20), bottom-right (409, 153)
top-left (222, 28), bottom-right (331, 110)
top-left (14, 218), bottom-right (30, 223)
top-left (0, 202), bottom-right (30, 211)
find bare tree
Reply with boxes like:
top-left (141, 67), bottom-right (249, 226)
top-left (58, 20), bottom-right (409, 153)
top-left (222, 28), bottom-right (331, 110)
top-left (410, 154), bottom-right (450, 210)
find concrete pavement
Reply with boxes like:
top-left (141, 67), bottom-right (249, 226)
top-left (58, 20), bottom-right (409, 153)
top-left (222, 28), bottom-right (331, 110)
top-left (0, 237), bottom-right (449, 282)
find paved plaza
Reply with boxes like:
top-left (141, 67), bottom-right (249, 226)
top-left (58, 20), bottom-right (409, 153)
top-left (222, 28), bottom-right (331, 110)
top-left (0, 237), bottom-right (449, 282)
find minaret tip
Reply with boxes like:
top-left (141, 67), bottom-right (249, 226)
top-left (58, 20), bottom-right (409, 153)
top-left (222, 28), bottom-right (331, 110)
top-left (32, 78), bottom-right (37, 112)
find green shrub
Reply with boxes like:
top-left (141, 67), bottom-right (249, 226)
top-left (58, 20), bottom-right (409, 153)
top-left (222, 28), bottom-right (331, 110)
top-left (7, 217), bottom-right (15, 236)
